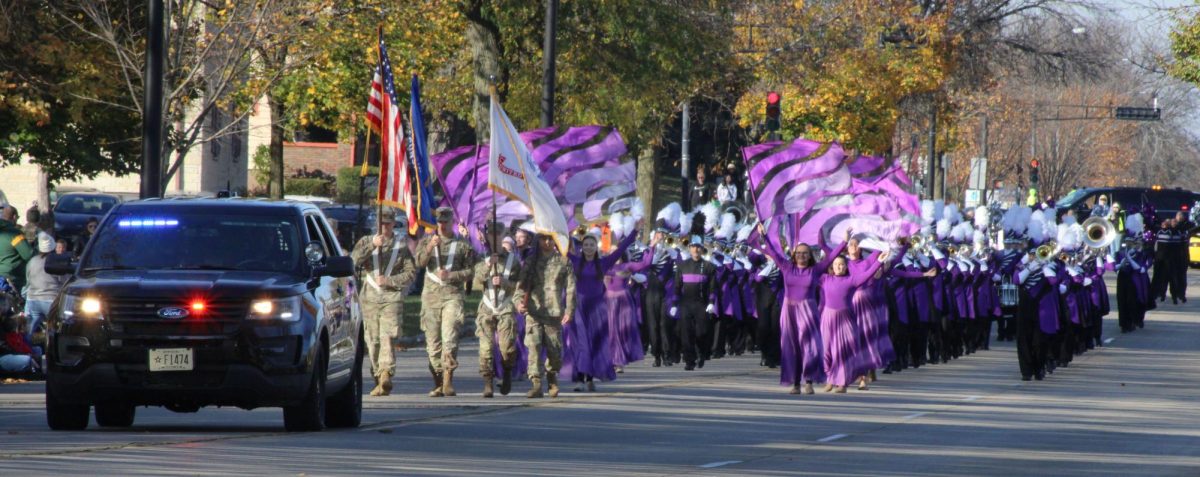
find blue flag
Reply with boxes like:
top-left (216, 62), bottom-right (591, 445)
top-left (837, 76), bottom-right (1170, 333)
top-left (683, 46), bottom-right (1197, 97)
top-left (408, 74), bottom-right (436, 233)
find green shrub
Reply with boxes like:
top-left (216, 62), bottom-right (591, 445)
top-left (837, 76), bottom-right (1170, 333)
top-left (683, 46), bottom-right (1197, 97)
top-left (337, 166), bottom-right (377, 204)
top-left (284, 177), bottom-right (333, 197)
top-left (251, 145), bottom-right (271, 194)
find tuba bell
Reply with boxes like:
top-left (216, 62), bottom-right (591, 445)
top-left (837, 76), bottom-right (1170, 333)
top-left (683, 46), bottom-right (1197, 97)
top-left (1081, 216), bottom-right (1117, 250)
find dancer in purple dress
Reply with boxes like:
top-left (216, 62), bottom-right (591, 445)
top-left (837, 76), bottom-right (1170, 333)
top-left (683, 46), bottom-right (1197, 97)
top-left (757, 227), bottom-right (845, 395)
top-left (820, 249), bottom-right (887, 393)
top-left (605, 239), bottom-right (656, 371)
top-left (846, 237), bottom-right (892, 389)
top-left (561, 229), bottom-right (637, 391)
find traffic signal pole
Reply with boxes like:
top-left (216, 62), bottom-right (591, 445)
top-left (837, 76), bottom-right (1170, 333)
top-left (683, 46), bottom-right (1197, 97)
top-left (140, 0), bottom-right (165, 199)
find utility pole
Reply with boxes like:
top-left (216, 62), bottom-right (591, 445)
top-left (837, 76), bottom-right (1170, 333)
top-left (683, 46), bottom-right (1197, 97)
top-left (540, 0), bottom-right (558, 128)
top-left (140, 0), bottom-right (165, 199)
top-left (681, 102), bottom-right (691, 209)
top-left (926, 102), bottom-right (937, 199)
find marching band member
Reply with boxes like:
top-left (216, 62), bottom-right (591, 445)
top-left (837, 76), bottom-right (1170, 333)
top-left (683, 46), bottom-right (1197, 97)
top-left (674, 235), bottom-right (717, 371)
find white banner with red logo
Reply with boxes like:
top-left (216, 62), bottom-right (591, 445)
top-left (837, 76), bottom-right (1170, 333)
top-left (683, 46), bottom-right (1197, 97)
top-left (487, 95), bottom-right (569, 255)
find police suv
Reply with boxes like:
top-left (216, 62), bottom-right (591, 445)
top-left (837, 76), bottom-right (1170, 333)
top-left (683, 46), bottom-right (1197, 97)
top-left (43, 199), bottom-right (364, 431)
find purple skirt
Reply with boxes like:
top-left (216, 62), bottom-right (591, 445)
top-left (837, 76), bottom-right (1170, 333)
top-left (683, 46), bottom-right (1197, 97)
top-left (779, 297), bottom-right (824, 386)
top-left (852, 287), bottom-right (895, 370)
top-left (560, 292), bottom-right (617, 382)
top-left (606, 289), bottom-right (644, 366)
top-left (821, 306), bottom-right (864, 387)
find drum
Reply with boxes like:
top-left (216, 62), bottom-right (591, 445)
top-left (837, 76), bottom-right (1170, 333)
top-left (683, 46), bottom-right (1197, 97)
top-left (999, 281), bottom-right (1018, 307)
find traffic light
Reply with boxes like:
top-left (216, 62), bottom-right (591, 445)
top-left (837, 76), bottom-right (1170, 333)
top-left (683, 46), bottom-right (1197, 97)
top-left (1029, 158), bottom-right (1039, 185)
top-left (1114, 107), bottom-right (1161, 121)
top-left (765, 91), bottom-right (781, 132)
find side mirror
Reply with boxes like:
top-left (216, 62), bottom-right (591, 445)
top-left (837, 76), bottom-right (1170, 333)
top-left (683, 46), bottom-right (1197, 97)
top-left (318, 256), bottom-right (354, 278)
top-left (45, 254), bottom-right (75, 276)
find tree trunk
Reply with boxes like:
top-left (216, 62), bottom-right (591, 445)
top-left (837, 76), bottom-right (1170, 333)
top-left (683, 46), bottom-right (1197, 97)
top-left (464, 5), bottom-right (505, 144)
top-left (268, 92), bottom-right (286, 199)
top-left (635, 144), bottom-right (659, 237)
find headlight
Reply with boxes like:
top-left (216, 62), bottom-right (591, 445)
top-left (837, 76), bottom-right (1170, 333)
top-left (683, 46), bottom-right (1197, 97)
top-left (60, 295), bottom-right (105, 321)
top-left (248, 296), bottom-right (301, 322)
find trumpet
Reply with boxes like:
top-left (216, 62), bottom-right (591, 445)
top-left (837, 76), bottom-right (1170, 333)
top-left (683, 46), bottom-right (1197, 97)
top-left (572, 225), bottom-right (589, 239)
top-left (1034, 240), bottom-right (1058, 262)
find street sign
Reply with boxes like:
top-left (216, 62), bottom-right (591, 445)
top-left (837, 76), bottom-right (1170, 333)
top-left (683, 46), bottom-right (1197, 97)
top-left (964, 189), bottom-right (982, 208)
top-left (968, 157), bottom-right (988, 191)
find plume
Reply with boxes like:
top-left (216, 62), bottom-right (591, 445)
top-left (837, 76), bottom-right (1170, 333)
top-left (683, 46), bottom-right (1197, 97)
top-left (974, 206), bottom-right (989, 230)
top-left (656, 202), bottom-right (682, 229)
top-left (1126, 213), bottom-right (1144, 235)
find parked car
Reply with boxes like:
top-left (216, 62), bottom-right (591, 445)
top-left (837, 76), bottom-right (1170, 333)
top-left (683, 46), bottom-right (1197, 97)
top-left (43, 198), bottom-right (363, 431)
top-left (1056, 186), bottom-right (1200, 222)
top-left (53, 192), bottom-right (123, 240)
top-left (318, 204), bottom-right (377, 251)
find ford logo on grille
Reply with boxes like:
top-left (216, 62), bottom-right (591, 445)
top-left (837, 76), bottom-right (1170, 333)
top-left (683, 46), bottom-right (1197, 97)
top-left (157, 307), bottom-right (190, 319)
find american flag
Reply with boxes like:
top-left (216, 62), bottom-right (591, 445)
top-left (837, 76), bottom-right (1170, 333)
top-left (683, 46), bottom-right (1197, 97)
top-left (365, 32), bottom-right (411, 212)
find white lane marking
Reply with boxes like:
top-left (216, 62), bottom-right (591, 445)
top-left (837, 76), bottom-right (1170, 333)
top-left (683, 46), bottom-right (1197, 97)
top-left (964, 395), bottom-right (981, 402)
top-left (817, 433), bottom-right (849, 443)
top-left (699, 461), bottom-right (742, 469)
top-left (1104, 338), bottom-right (1115, 344)
top-left (902, 412), bottom-right (927, 420)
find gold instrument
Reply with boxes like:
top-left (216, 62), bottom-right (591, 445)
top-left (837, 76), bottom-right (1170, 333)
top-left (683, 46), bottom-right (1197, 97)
top-left (1081, 216), bottom-right (1117, 250)
top-left (1034, 240), bottom-right (1058, 262)
top-left (572, 225), bottom-right (588, 239)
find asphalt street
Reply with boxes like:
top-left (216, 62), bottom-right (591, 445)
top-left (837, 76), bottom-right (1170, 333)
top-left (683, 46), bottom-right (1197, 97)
top-left (1, 274), bottom-right (1198, 476)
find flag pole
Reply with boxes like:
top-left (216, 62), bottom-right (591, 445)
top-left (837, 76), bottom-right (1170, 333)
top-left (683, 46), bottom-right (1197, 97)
top-left (375, 24), bottom-right (384, 235)
top-left (489, 78), bottom-right (500, 279)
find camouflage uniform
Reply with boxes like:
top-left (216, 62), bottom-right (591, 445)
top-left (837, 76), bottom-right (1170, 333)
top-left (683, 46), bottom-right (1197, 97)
top-left (414, 227), bottom-right (476, 393)
top-left (513, 247), bottom-right (575, 397)
top-left (350, 232), bottom-right (416, 392)
top-left (473, 253), bottom-right (521, 377)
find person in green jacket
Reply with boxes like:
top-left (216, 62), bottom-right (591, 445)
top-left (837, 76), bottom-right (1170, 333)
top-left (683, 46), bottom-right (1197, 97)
top-left (0, 206), bottom-right (35, 289)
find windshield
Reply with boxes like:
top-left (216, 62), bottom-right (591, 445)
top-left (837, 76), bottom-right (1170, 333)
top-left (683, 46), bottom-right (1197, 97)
top-left (82, 212), bottom-right (301, 273)
top-left (55, 195), bottom-right (118, 215)
top-left (1058, 189), bottom-right (1089, 208)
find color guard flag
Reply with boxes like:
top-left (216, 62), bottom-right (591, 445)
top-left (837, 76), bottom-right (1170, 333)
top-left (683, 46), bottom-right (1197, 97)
top-left (408, 75), bottom-right (436, 233)
top-left (365, 31), bottom-right (412, 213)
top-left (487, 94), bottom-right (569, 255)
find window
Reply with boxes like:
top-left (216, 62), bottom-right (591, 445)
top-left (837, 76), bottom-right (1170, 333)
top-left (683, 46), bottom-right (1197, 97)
top-left (55, 195), bottom-right (118, 214)
top-left (82, 212), bottom-right (300, 273)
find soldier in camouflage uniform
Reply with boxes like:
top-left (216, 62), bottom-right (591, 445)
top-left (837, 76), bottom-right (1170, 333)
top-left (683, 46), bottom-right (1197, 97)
top-left (514, 232), bottom-right (575, 398)
top-left (472, 234), bottom-right (521, 398)
top-left (350, 209), bottom-right (416, 396)
top-left (414, 207), bottom-right (476, 397)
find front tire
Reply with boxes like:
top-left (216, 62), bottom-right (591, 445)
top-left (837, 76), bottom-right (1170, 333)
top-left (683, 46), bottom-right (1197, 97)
top-left (283, 349), bottom-right (327, 432)
top-left (46, 385), bottom-right (90, 431)
top-left (326, 330), bottom-right (364, 428)
top-left (94, 402), bottom-right (136, 428)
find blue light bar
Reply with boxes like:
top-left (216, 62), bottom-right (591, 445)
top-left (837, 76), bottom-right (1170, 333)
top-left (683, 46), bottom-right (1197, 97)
top-left (117, 218), bottom-right (179, 228)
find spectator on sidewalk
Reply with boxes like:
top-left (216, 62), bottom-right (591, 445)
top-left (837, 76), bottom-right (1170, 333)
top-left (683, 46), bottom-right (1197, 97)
top-left (716, 173), bottom-right (739, 205)
top-left (0, 205), bottom-right (34, 290)
top-left (25, 232), bottom-right (64, 347)
top-left (0, 312), bottom-right (38, 374)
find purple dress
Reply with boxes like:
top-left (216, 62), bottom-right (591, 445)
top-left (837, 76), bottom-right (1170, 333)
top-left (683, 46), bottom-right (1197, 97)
top-left (759, 236), bottom-right (845, 386)
top-left (820, 258), bottom-right (884, 387)
top-left (849, 251), bottom-right (895, 370)
top-left (560, 233), bottom-right (636, 382)
top-left (605, 245), bottom-right (654, 366)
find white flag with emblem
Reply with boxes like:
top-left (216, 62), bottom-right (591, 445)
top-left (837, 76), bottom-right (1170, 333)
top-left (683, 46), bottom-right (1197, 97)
top-left (487, 94), bottom-right (570, 255)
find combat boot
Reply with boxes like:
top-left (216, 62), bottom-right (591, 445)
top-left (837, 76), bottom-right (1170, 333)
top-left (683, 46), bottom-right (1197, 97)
top-left (369, 372), bottom-right (385, 397)
top-left (526, 376), bottom-right (544, 398)
top-left (482, 376), bottom-right (494, 398)
top-left (546, 374), bottom-right (560, 398)
top-left (428, 368), bottom-right (444, 398)
top-left (379, 370), bottom-right (393, 396)
top-left (499, 367), bottom-right (513, 396)
top-left (442, 369), bottom-right (457, 397)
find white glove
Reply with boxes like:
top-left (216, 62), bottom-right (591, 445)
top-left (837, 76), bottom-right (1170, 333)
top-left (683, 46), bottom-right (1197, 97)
top-left (631, 273), bottom-right (647, 284)
top-left (981, 262), bottom-right (989, 272)
top-left (1067, 267), bottom-right (1079, 277)
top-left (1083, 278), bottom-right (1093, 287)
top-left (992, 273), bottom-right (1001, 282)
top-left (669, 306), bottom-right (677, 317)
top-left (1058, 284), bottom-right (1068, 294)
top-left (705, 304), bottom-right (716, 314)
top-left (1020, 254), bottom-right (1031, 265)
top-left (1042, 264), bottom-right (1056, 276)
top-left (1018, 269), bottom-right (1031, 284)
